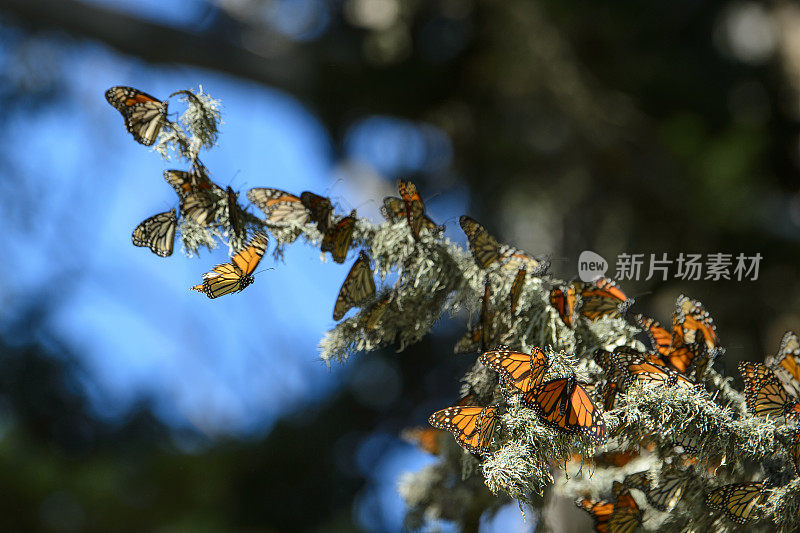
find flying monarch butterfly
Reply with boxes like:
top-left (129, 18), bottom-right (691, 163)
top-left (360, 295), bottom-right (391, 331)
top-left (575, 481), bottom-right (642, 533)
top-left (321, 210), bottom-right (356, 264)
top-left (105, 86), bottom-right (168, 146)
top-left (428, 405), bottom-right (497, 455)
top-left (479, 346), bottom-right (548, 394)
top-left (766, 331), bottom-right (800, 399)
top-left (300, 191), bottom-right (334, 233)
top-left (705, 482), bottom-right (771, 525)
top-left (226, 187), bottom-right (247, 242)
top-left (509, 269), bottom-right (526, 315)
top-left (132, 209), bottom-right (177, 257)
top-left (191, 232), bottom-right (269, 298)
top-left (673, 294), bottom-right (718, 352)
top-left (739, 362), bottom-right (800, 420)
top-left (400, 427), bottom-right (446, 455)
top-left (247, 188), bottom-right (310, 226)
top-left (550, 284), bottom-right (578, 328)
top-left (523, 377), bottom-right (608, 444)
top-left (625, 469), bottom-right (691, 513)
top-left (164, 169), bottom-right (222, 227)
top-left (333, 251), bottom-right (376, 321)
top-left (578, 278), bottom-right (632, 321)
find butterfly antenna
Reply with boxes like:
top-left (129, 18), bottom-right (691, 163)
top-left (254, 267), bottom-right (275, 276)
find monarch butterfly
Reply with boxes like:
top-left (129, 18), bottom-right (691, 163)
top-left (105, 86), bottom-right (167, 146)
top-left (247, 188), bottom-right (311, 226)
top-left (459, 215), bottom-right (546, 273)
top-left (705, 482), bottom-right (770, 525)
top-left (766, 331), bottom-right (800, 398)
top-left (578, 278), bottom-right (632, 321)
top-left (625, 469), bottom-right (691, 512)
top-left (164, 169), bottom-right (222, 226)
top-left (360, 295), bottom-right (391, 330)
top-left (300, 191), bottom-right (334, 233)
top-left (479, 346), bottom-right (548, 394)
top-left (400, 427), bottom-right (446, 455)
top-left (381, 196), bottom-right (439, 237)
top-left (509, 269), bottom-right (526, 315)
top-left (321, 211), bottom-right (356, 264)
top-left (673, 295), bottom-right (718, 352)
top-left (132, 209), bottom-right (177, 257)
top-left (454, 280), bottom-right (496, 354)
top-left (575, 481), bottom-right (642, 533)
top-left (550, 284), bottom-right (578, 328)
top-left (523, 377), bottom-right (607, 444)
top-left (634, 314), bottom-right (676, 366)
top-left (397, 179), bottom-right (441, 240)
top-left (226, 187), bottom-right (247, 242)
top-left (333, 251), bottom-right (376, 320)
top-left (191, 232), bottom-right (269, 298)
top-left (428, 405), bottom-right (497, 455)
top-left (611, 346), bottom-right (696, 392)
top-left (739, 362), bottom-right (800, 420)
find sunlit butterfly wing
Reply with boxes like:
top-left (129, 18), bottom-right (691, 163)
top-left (509, 269), bottom-right (526, 315)
top-left (673, 295), bottom-right (718, 351)
top-left (459, 215), bottom-right (500, 269)
top-left (739, 362), bottom-right (800, 420)
top-left (480, 346), bottom-right (548, 394)
top-left (497, 245), bottom-right (547, 274)
top-left (105, 86), bottom-right (167, 146)
top-left (705, 482), bottom-right (770, 525)
top-left (132, 209), bottom-right (177, 257)
top-left (190, 232), bottom-right (268, 298)
top-left (635, 314), bottom-right (673, 358)
top-left (550, 284), bottom-right (578, 328)
top-left (300, 191), bottom-right (333, 233)
top-left (164, 169), bottom-right (219, 199)
top-left (579, 278), bottom-right (631, 320)
top-left (575, 495), bottom-right (614, 533)
top-left (164, 169), bottom-right (222, 226)
top-left (524, 378), bottom-right (607, 444)
top-left (428, 405), bottom-right (497, 455)
top-left (247, 188), bottom-right (310, 225)
top-left (613, 347), bottom-right (695, 392)
top-left (766, 331), bottom-right (800, 399)
top-left (321, 211), bottom-right (356, 264)
top-left (333, 251), bottom-right (376, 320)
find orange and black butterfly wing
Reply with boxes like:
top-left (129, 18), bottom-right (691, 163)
top-left (767, 331), bottom-right (800, 398)
top-left (509, 269), bottom-right (526, 315)
top-left (247, 188), bottom-right (310, 225)
top-left (705, 482), bottom-right (770, 525)
top-left (480, 346), bottom-right (548, 394)
top-left (575, 496), bottom-right (613, 533)
top-left (398, 179), bottom-right (427, 239)
top-left (635, 314), bottom-right (673, 357)
top-left (459, 216), bottom-right (500, 269)
top-left (105, 86), bottom-right (167, 146)
top-left (300, 191), bottom-right (334, 233)
top-left (610, 482), bottom-right (643, 533)
top-left (333, 251), bottom-right (376, 320)
top-left (550, 284), bottom-right (578, 328)
top-left (579, 278), bottom-right (631, 320)
top-left (525, 378), bottom-right (607, 444)
top-left (428, 405), bottom-right (497, 455)
top-left (321, 212), bottom-right (356, 263)
top-left (400, 427), bottom-right (445, 455)
top-left (192, 232), bottom-right (268, 299)
top-left (132, 209), bottom-right (177, 257)
top-left (740, 362), bottom-right (797, 418)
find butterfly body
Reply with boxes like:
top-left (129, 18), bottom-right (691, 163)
top-left (524, 377), bottom-right (607, 444)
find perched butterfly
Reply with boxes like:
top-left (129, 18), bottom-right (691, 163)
top-left (321, 210), bottom-right (356, 264)
top-left (131, 209), bottom-right (177, 257)
top-left (578, 278), bottom-right (632, 321)
top-left (454, 280), bottom-right (496, 354)
top-left (550, 284), bottom-right (578, 328)
top-left (739, 362), bottom-right (800, 420)
top-left (635, 314), bottom-right (690, 370)
top-left (333, 251), bottom-right (376, 320)
top-left (523, 377), bottom-right (607, 444)
top-left (381, 195), bottom-right (439, 239)
top-left (393, 179), bottom-right (440, 241)
top-left (191, 232), bottom-right (268, 298)
top-left (400, 427), bottom-right (446, 455)
top-left (575, 481), bottom-right (642, 533)
top-left (247, 188), bottom-right (310, 226)
top-left (226, 187), bottom-right (247, 242)
top-left (625, 469), bottom-right (691, 513)
top-left (428, 405), bottom-right (497, 455)
top-left (509, 269), bottom-right (526, 315)
top-left (673, 294), bottom-right (718, 352)
top-left (300, 191), bottom-right (334, 233)
top-left (705, 482), bottom-right (770, 525)
top-left (611, 346), bottom-right (696, 392)
top-left (459, 215), bottom-right (546, 273)
top-left (766, 331), bottom-right (800, 399)
top-left (360, 295), bottom-right (391, 331)
top-left (480, 346), bottom-right (548, 394)
top-left (164, 169), bottom-right (222, 227)
top-left (105, 86), bottom-right (167, 146)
